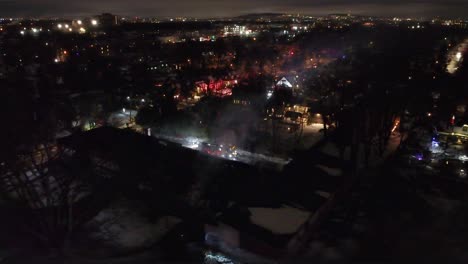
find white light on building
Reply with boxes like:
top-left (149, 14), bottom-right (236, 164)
top-left (456, 52), bottom-right (462, 62)
top-left (57, 24), bottom-right (63, 29)
top-left (267, 90), bottom-right (273, 99)
top-left (77, 20), bottom-right (82, 25)
top-left (91, 19), bottom-right (98, 26)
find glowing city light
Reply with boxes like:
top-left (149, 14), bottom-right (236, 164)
top-left (91, 19), bottom-right (98, 26)
top-left (57, 24), bottom-right (63, 29)
top-left (456, 52), bottom-right (462, 62)
top-left (267, 90), bottom-right (273, 99)
top-left (77, 20), bottom-right (82, 25)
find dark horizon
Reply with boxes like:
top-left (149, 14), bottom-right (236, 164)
top-left (0, 0), bottom-right (468, 19)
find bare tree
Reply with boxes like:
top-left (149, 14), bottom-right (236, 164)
top-left (0, 143), bottom-right (100, 255)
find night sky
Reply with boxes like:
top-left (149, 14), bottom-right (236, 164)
top-left (0, 0), bottom-right (467, 18)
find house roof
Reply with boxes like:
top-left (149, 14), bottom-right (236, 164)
top-left (276, 77), bottom-right (293, 88)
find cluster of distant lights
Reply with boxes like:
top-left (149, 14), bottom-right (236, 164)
top-left (19, 27), bottom-right (46, 35)
top-left (409, 25), bottom-right (425, 29)
top-left (291, 26), bottom-right (308, 31)
top-left (56, 19), bottom-right (98, 33)
top-left (18, 19), bottom-right (97, 35)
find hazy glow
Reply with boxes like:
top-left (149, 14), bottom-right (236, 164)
top-left (447, 39), bottom-right (468, 74)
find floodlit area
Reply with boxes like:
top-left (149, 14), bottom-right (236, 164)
top-left (446, 38), bottom-right (468, 74)
top-left (152, 133), bottom-right (291, 169)
top-left (107, 109), bottom-right (138, 128)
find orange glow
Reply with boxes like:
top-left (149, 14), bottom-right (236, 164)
top-left (391, 120), bottom-right (400, 133)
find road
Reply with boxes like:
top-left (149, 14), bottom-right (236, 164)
top-left (151, 133), bottom-right (290, 170)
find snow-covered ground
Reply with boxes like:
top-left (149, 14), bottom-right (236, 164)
top-left (107, 110), bottom-right (138, 128)
top-left (301, 124), bottom-right (325, 149)
top-left (88, 200), bottom-right (181, 251)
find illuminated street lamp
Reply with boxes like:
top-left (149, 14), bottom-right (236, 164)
top-left (57, 24), bottom-right (63, 29)
top-left (91, 19), bottom-right (98, 26)
top-left (77, 20), bottom-right (82, 25)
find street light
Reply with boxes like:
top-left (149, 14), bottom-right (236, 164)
top-left (91, 19), bottom-right (98, 26)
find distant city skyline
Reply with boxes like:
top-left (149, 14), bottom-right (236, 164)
top-left (0, 0), bottom-right (467, 19)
